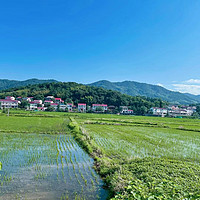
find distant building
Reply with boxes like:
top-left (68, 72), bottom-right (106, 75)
top-left (120, 106), bottom-right (128, 114)
top-left (92, 104), bottom-right (108, 112)
top-left (127, 110), bottom-right (134, 114)
top-left (50, 103), bottom-right (58, 110)
top-left (150, 107), bottom-right (168, 117)
top-left (67, 103), bottom-right (73, 112)
top-left (29, 102), bottom-right (38, 110)
top-left (0, 99), bottom-right (18, 109)
top-left (59, 104), bottom-right (67, 111)
top-left (55, 98), bottom-right (62, 104)
top-left (44, 100), bottom-right (54, 104)
top-left (78, 103), bottom-right (86, 112)
top-left (45, 96), bottom-right (54, 101)
top-left (5, 96), bottom-right (15, 100)
top-left (33, 100), bottom-right (43, 105)
top-left (37, 107), bottom-right (46, 111)
top-left (72, 105), bottom-right (77, 111)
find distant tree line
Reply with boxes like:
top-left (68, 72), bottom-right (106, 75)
top-left (0, 82), bottom-right (168, 115)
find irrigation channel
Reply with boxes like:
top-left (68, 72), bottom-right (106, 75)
top-left (0, 133), bottom-right (108, 200)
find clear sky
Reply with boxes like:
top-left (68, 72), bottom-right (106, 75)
top-left (0, 0), bottom-right (200, 94)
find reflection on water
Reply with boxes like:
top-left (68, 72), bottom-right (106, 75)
top-left (0, 133), bottom-right (108, 200)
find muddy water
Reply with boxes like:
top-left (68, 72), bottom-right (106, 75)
top-left (0, 133), bottom-right (108, 200)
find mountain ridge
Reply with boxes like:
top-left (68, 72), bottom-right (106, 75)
top-left (88, 80), bottom-right (200, 104)
top-left (0, 78), bottom-right (58, 91)
top-left (0, 78), bottom-right (199, 105)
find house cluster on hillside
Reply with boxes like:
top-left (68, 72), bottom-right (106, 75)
top-left (150, 105), bottom-right (197, 117)
top-left (1, 96), bottom-right (196, 117)
top-left (0, 96), bottom-right (131, 113)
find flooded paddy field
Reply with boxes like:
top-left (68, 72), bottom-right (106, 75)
top-left (0, 133), bottom-right (108, 200)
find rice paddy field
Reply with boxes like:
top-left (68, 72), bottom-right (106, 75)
top-left (1, 110), bottom-right (200, 199)
top-left (0, 112), bottom-right (108, 200)
top-left (73, 113), bottom-right (200, 199)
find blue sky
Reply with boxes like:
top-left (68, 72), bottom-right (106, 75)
top-left (0, 0), bottom-right (200, 94)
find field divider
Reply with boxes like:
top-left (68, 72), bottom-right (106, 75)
top-left (68, 117), bottom-right (119, 198)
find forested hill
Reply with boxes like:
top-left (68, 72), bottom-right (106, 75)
top-left (0, 78), bottom-right (57, 91)
top-left (0, 82), bottom-right (168, 115)
top-left (89, 80), bottom-right (199, 104)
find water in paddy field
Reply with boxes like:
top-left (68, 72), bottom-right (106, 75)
top-left (0, 133), bottom-right (108, 200)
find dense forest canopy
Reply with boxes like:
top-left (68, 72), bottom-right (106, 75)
top-left (0, 82), bottom-right (168, 115)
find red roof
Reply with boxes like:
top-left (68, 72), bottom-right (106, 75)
top-left (37, 107), bottom-right (45, 110)
top-left (78, 103), bottom-right (86, 106)
top-left (51, 103), bottom-right (58, 106)
top-left (30, 101), bottom-right (37, 104)
top-left (67, 103), bottom-right (72, 105)
top-left (92, 104), bottom-right (107, 107)
top-left (44, 100), bottom-right (52, 102)
top-left (0, 99), bottom-right (18, 103)
top-left (55, 98), bottom-right (62, 100)
top-left (128, 110), bottom-right (133, 111)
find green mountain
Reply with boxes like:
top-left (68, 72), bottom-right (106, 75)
top-left (184, 93), bottom-right (200, 103)
top-left (0, 78), bottom-right (57, 91)
top-left (0, 82), bottom-right (168, 115)
top-left (88, 80), bottom-right (199, 104)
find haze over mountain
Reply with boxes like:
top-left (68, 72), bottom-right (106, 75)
top-left (0, 78), bottom-right (57, 91)
top-left (89, 80), bottom-right (200, 105)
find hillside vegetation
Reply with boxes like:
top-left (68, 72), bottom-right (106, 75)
top-left (89, 80), bottom-right (200, 104)
top-left (0, 82), bottom-right (168, 115)
top-left (0, 78), bottom-right (57, 91)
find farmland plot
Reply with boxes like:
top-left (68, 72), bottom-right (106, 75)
top-left (73, 114), bottom-right (200, 199)
top-left (0, 133), bottom-right (108, 200)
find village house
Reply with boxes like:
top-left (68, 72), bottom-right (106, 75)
top-left (55, 98), bottom-right (62, 104)
top-left (67, 103), bottom-right (73, 112)
top-left (0, 99), bottom-right (19, 109)
top-left (127, 109), bottom-right (134, 114)
top-left (168, 109), bottom-right (193, 117)
top-left (78, 103), bottom-right (86, 112)
top-left (5, 96), bottom-right (15, 100)
top-left (92, 104), bottom-right (108, 112)
top-left (120, 106), bottom-right (128, 114)
top-left (150, 107), bottom-right (168, 117)
top-left (33, 100), bottom-right (43, 105)
top-left (44, 100), bottom-right (54, 104)
top-left (45, 96), bottom-right (54, 101)
top-left (59, 104), bottom-right (67, 111)
top-left (29, 102), bottom-right (38, 110)
top-left (50, 103), bottom-right (58, 110)
top-left (72, 105), bottom-right (77, 111)
top-left (37, 107), bottom-right (46, 111)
